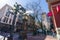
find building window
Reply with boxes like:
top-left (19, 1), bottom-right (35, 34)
top-left (9, 19), bottom-right (11, 24)
top-left (6, 12), bottom-right (10, 17)
top-left (3, 17), bottom-right (6, 22)
top-left (0, 17), bottom-right (2, 21)
top-left (5, 9), bottom-right (10, 17)
top-left (3, 17), bottom-right (8, 23)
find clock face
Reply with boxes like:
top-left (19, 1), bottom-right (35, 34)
top-left (19, 10), bottom-right (23, 12)
top-left (19, 6), bottom-right (22, 8)
top-left (42, 14), bottom-right (46, 19)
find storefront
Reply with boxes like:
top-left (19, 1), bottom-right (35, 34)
top-left (46, 0), bottom-right (60, 40)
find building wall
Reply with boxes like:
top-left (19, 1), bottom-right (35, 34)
top-left (0, 4), bottom-right (14, 25)
top-left (46, 0), bottom-right (60, 3)
top-left (46, 0), bottom-right (60, 11)
top-left (42, 13), bottom-right (50, 30)
top-left (46, 0), bottom-right (60, 28)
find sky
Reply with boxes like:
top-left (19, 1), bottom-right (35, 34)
top-left (0, 0), bottom-right (49, 13)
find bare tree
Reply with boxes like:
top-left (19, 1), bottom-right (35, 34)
top-left (25, 0), bottom-right (42, 27)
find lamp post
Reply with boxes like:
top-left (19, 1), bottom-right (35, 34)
top-left (8, 2), bottom-right (26, 40)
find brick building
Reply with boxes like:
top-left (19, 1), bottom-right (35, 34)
top-left (46, 0), bottom-right (60, 11)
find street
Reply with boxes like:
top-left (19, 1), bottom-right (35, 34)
top-left (0, 32), bottom-right (57, 40)
top-left (0, 32), bottom-right (19, 40)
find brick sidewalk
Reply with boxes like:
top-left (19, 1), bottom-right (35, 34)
top-left (45, 36), bottom-right (57, 40)
top-left (27, 34), bottom-right (57, 40)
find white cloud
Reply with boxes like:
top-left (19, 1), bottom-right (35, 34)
top-left (0, 0), bottom-right (26, 9)
top-left (0, 0), bottom-right (16, 8)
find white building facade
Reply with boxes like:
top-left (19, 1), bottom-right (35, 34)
top-left (0, 4), bottom-right (21, 26)
top-left (42, 13), bottom-right (50, 30)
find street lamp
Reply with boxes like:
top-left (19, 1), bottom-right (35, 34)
top-left (9, 2), bottom-right (26, 40)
